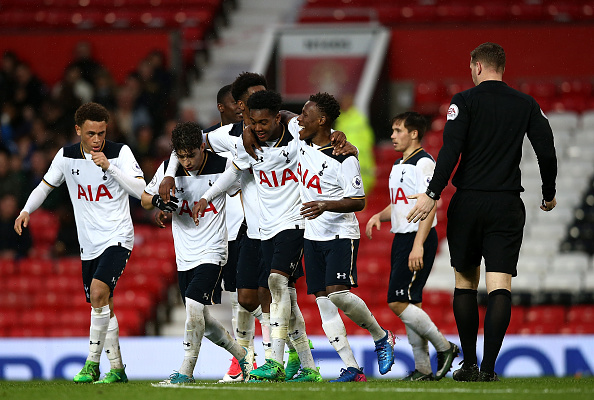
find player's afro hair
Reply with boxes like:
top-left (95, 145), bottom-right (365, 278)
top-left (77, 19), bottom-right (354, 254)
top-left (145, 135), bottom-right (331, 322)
top-left (171, 121), bottom-right (203, 154)
top-left (231, 72), bottom-right (268, 103)
top-left (309, 92), bottom-right (341, 125)
top-left (75, 102), bottom-right (109, 127)
top-left (246, 90), bottom-right (282, 115)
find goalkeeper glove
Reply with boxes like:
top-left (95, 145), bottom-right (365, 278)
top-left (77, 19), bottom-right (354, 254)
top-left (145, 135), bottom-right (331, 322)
top-left (151, 195), bottom-right (179, 212)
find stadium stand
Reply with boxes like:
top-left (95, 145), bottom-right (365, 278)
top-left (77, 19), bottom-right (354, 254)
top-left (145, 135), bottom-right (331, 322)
top-left (1, 0), bottom-right (594, 339)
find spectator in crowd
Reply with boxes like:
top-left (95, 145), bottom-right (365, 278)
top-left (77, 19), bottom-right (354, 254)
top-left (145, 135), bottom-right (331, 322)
top-left (0, 193), bottom-right (32, 259)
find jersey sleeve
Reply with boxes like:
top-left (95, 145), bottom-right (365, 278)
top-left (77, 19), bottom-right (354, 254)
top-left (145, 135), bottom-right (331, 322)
top-left (206, 124), bottom-right (235, 153)
top-left (144, 162), bottom-right (165, 196)
top-left (527, 102), bottom-right (557, 201)
top-left (224, 158), bottom-right (241, 196)
top-left (339, 156), bottom-right (365, 199)
top-left (232, 137), bottom-right (252, 170)
top-left (428, 92), bottom-right (468, 196)
top-left (416, 157), bottom-right (436, 192)
top-left (118, 144), bottom-right (144, 178)
top-left (42, 148), bottom-right (66, 188)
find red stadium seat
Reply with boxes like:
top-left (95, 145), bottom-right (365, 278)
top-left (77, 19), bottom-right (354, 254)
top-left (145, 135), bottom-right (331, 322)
top-left (0, 259), bottom-right (17, 275)
top-left (18, 258), bottom-right (55, 276)
top-left (56, 257), bottom-right (81, 276)
top-left (525, 305), bottom-right (567, 325)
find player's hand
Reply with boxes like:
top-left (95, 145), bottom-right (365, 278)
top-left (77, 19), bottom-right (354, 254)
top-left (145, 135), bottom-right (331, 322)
top-left (406, 193), bottom-right (436, 223)
top-left (154, 210), bottom-right (170, 228)
top-left (151, 194), bottom-right (179, 212)
top-left (408, 245), bottom-right (424, 272)
top-left (365, 214), bottom-right (381, 240)
top-left (90, 151), bottom-right (110, 170)
top-left (330, 130), bottom-right (347, 154)
top-left (300, 201), bottom-right (327, 219)
top-left (540, 197), bottom-right (557, 212)
top-left (158, 176), bottom-right (176, 203)
top-left (243, 125), bottom-right (261, 160)
top-left (334, 141), bottom-right (358, 157)
top-left (14, 211), bottom-right (30, 236)
top-left (192, 198), bottom-right (208, 225)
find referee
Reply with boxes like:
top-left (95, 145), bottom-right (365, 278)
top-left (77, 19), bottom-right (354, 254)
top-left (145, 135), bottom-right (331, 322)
top-left (407, 42), bottom-right (557, 381)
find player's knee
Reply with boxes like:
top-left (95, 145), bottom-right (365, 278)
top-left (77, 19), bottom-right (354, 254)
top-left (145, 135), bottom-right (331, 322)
top-left (238, 292), bottom-right (259, 312)
top-left (268, 273), bottom-right (289, 291)
top-left (89, 287), bottom-right (110, 308)
top-left (327, 290), bottom-right (352, 311)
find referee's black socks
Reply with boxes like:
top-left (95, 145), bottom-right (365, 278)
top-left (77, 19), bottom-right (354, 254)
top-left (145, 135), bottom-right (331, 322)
top-left (453, 288), bottom-right (479, 366)
top-left (481, 288), bottom-right (511, 374)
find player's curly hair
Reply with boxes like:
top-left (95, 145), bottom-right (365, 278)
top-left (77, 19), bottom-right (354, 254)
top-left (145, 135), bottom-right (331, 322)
top-left (246, 90), bottom-right (282, 115)
top-left (391, 111), bottom-right (428, 141)
top-left (74, 102), bottom-right (109, 127)
top-left (171, 122), bottom-right (203, 154)
top-left (309, 92), bottom-right (341, 125)
top-left (231, 72), bottom-right (268, 103)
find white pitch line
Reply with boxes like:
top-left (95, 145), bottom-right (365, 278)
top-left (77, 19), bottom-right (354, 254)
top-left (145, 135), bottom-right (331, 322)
top-left (150, 383), bottom-right (592, 394)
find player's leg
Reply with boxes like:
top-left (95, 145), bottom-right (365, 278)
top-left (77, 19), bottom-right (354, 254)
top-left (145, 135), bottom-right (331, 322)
top-left (75, 247), bottom-right (127, 383)
top-left (203, 306), bottom-right (254, 380)
top-left (479, 192), bottom-right (523, 382)
top-left (251, 229), bottom-right (306, 382)
top-left (304, 239), bottom-right (363, 381)
top-left (324, 239), bottom-right (394, 375)
top-left (452, 268), bottom-right (480, 381)
top-left (285, 283), bottom-right (321, 382)
top-left (448, 191), bottom-right (482, 382)
top-left (93, 247), bottom-right (131, 384)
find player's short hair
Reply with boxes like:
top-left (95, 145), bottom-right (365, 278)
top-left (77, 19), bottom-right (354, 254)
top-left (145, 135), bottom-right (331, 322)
top-left (231, 72), bottom-right (268, 103)
top-left (471, 42), bottom-right (506, 73)
top-left (217, 84), bottom-right (233, 103)
top-left (309, 92), bottom-right (341, 125)
top-left (171, 121), bottom-right (203, 154)
top-left (74, 102), bottom-right (109, 127)
top-left (391, 111), bottom-right (428, 140)
top-left (246, 90), bottom-right (282, 115)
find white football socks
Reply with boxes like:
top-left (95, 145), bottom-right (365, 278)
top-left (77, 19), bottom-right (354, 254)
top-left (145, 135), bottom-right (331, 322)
top-left (268, 273), bottom-right (290, 364)
top-left (288, 287), bottom-right (315, 369)
top-left (203, 306), bottom-right (245, 361)
top-left (316, 296), bottom-right (359, 370)
top-left (406, 325), bottom-right (432, 374)
top-left (328, 290), bottom-right (385, 341)
top-left (260, 312), bottom-right (272, 359)
top-left (88, 305), bottom-right (110, 363)
top-left (179, 298), bottom-right (205, 377)
top-left (104, 315), bottom-right (123, 369)
top-left (398, 304), bottom-right (450, 352)
top-left (236, 304), bottom-right (254, 349)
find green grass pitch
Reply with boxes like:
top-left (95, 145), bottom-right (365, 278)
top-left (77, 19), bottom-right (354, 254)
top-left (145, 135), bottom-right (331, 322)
top-left (1, 378), bottom-right (593, 400)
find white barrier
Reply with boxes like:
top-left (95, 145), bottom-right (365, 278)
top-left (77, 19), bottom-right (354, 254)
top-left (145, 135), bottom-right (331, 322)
top-left (1, 335), bottom-right (592, 380)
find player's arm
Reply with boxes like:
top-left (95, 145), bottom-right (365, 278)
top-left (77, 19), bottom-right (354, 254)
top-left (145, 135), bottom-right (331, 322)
top-left (365, 204), bottom-right (391, 240)
top-left (408, 204), bottom-right (436, 272)
top-left (407, 95), bottom-right (468, 223)
top-left (527, 101), bottom-right (557, 209)
top-left (14, 181), bottom-right (54, 235)
top-left (300, 197), bottom-right (365, 220)
top-left (192, 165), bottom-right (242, 224)
top-left (159, 151), bottom-right (178, 202)
top-left (103, 146), bottom-right (146, 199)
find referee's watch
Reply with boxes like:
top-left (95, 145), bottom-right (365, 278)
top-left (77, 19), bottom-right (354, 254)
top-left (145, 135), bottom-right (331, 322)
top-left (425, 188), bottom-right (440, 201)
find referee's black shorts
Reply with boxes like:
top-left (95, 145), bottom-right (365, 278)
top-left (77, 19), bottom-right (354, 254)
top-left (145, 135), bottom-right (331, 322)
top-left (447, 190), bottom-right (525, 277)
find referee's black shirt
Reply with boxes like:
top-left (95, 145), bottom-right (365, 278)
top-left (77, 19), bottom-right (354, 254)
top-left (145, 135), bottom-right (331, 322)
top-left (428, 80), bottom-right (557, 201)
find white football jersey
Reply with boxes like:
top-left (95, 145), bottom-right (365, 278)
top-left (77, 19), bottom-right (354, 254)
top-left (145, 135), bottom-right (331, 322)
top-left (296, 138), bottom-right (364, 241)
top-left (145, 151), bottom-right (240, 271)
top-left (42, 141), bottom-right (143, 260)
top-left (389, 148), bottom-right (438, 234)
top-left (203, 123), bottom-right (245, 241)
top-left (233, 118), bottom-right (304, 240)
top-left (206, 122), bottom-right (260, 239)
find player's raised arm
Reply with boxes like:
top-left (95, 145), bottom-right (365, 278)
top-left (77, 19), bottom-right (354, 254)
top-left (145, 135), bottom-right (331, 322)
top-left (191, 165), bottom-right (242, 224)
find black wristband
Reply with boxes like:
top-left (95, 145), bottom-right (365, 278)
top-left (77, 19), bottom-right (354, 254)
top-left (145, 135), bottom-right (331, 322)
top-left (425, 188), bottom-right (440, 201)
